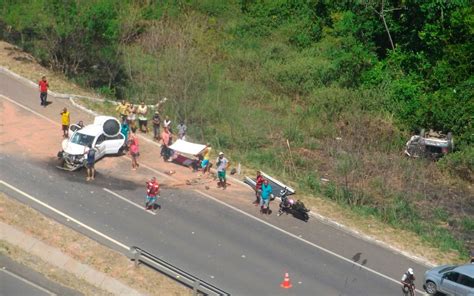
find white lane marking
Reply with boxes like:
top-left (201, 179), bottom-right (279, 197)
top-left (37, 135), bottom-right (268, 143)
top-left (194, 189), bottom-right (426, 295)
top-left (0, 180), bottom-right (129, 250)
top-left (0, 92), bottom-right (426, 294)
top-left (103, 188), bottom-right (156, 216)
top-left (0, 95), bottom-right (59, 126)
top-left (1, 268), bottom-right (56, 295)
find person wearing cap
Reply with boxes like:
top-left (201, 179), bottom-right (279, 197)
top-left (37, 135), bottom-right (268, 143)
top-left (401, 268), bottom-right (415, 295)
top-left (216, 152), bottom-right (229, 189)
top-left (152, 110), bottom-right (161, 140)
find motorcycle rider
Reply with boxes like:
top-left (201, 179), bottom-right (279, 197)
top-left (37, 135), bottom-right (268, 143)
top-left (401, 268), bottom-right (415, 296)
top-left (278, 188), bottom-right (292, 216)
top-left (145, 177), bottom-right (160, 211)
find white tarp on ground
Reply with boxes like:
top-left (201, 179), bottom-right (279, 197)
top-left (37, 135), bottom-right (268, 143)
top-left (169, 139), bottom-right (206, 156)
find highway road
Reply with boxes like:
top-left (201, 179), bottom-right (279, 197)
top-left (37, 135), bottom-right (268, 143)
top-left (0, 69), bottom-right (430, 295)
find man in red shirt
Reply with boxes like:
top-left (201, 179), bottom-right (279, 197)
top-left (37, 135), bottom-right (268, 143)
top-left (145, 177), bottom-right (160, 211)
top-left (38, 76), bottom-right (49, 107)
top-left (254, 171), bottom-right (265, 205)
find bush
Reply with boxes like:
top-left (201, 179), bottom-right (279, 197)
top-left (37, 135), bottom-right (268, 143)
top-left (438, 147), bottom-right (474, 182)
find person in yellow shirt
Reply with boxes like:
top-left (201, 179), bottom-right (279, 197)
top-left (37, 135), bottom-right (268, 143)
top-left (60, 107), bottom-right (71, 138)
top-left (115, 100), bottom-right (130, 122)
top-left (201, 143), bottom-right (212, 175)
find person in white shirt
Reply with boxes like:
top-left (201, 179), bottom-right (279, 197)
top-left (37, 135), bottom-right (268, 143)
top-left (163, 116), bottom-right (172, 133)
top-left (216, 152), bottom-right (229, 189)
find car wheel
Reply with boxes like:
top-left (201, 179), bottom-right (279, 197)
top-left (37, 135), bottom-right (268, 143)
top-left (118, 146), bottom-right (125, 155)
top-left (425, 281), bottom-right (437, 295)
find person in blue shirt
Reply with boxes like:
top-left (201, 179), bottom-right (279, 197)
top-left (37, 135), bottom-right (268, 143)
top-left (259, 179), bottom-right (272, 214)
top-left (120, 119), bottom-right (130, 151)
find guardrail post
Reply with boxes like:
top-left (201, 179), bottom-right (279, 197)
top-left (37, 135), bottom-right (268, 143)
top-left (133, 248), bottom-right (141, 267)
top-left (192, 279), bottom-right (200, 296)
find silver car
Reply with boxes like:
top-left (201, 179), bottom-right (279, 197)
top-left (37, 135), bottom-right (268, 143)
top-left (423, 264), bottom-right (474, 295)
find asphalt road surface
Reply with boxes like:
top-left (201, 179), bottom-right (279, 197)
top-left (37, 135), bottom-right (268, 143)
top-left (0, 254), bottom-right (81, 296)
top-left (0, 70), bottom-right (430, 295)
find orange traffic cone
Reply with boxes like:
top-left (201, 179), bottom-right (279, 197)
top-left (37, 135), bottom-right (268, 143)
top-left (280, 272), bottom-right (292, 289)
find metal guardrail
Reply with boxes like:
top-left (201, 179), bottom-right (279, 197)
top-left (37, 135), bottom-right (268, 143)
top-left (130, 246), bottom-right (230, 296)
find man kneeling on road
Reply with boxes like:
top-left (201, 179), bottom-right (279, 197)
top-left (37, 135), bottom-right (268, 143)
top-left (145, 177), bottom-right (160, 211)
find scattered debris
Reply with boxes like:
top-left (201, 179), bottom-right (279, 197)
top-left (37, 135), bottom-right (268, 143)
top-left (165, 170), bottom-right (176, 175)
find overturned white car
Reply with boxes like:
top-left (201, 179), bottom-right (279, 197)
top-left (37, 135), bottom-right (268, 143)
top-left (57, 116), bottom-right (125, 171)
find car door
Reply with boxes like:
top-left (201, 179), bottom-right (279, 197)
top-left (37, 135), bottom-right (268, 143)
top-left (457, 273), bottom-right (474, 296)
top-left (441, 272), bottom-right (462, 295)
top-left (93, 134), bottom-right (107, 160)
top-left (104, 133), bottom-right (125, 154)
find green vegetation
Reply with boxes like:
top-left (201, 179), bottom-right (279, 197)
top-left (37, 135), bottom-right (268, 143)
top-left (1, 0), bottom-right (472, 258)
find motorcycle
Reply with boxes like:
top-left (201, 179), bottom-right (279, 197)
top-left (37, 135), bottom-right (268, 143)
top-left (277, 188), bottom-right (310, 222)
top-left (402, 283), bottom-right (415, 296)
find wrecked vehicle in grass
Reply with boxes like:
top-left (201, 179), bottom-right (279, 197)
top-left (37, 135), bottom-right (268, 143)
top-left (57, 116), bottom-right (125, 171)
top-left (404, 129), bottom-right (453, 160)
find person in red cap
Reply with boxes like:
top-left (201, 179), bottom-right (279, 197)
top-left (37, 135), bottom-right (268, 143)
top-left (145, 177), bottom-right (160, 211)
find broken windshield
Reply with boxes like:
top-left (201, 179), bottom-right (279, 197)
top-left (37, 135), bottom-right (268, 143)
top-left (70, 132), bottom-right (94, 147)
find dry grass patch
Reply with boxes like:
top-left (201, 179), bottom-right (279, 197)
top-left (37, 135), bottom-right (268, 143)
top-left (0, 193), bottom-right (191, 296)
top-left (0, 240), bottom-right (110, 296)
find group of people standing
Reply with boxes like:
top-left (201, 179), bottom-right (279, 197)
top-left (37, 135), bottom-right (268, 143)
top-left (254, 171), bottom-right (273, 214)
top-left (115, 100), bottom-right (189, 170)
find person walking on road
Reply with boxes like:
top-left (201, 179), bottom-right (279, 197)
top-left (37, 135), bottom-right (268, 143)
top-left (38, 76), bottom-right (49, 107)
top-left (177, 121), bottom-right (187, 140)
top-left (254, 171), bottom-right (264, 205)
top-left (137, 101), bottom-right (149, 133)
top-left (129, 131), bottom-right (140, 170)
top-left (145, 177), bottom-right (160, 211)
top-left (216, 152), bottom-right (229, 189)
top-left (259, 179), bottom-right (272, 214)
top-left (115, 100), bottom-right (129, 122)
top-left (60, 107), bottom-right (70, 138)
top-left (84, 145), bottom-right (96, 181)
top-left (152, 111), bottom-right (161, 141)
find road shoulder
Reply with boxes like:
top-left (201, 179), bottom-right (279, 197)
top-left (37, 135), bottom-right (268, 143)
top-left (0, 193), bottom-right (190, 296)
